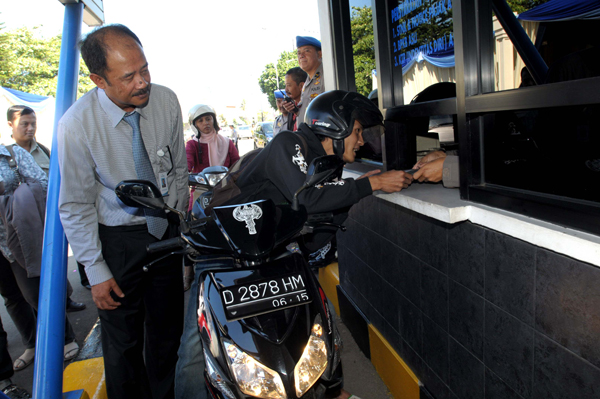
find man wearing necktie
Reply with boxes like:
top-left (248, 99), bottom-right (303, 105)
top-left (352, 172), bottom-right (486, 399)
top-left (57, 25), bottom-right (189, 399)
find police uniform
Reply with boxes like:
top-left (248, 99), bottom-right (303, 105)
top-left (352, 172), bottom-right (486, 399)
top-left (297, 62), bottom-right (324, 125)
top-left (273, 113), bottom-right (290, 136)
top-left (273, 90), bottom-right (291, 135)
top-left (295, 36), bottom-right (325, 125)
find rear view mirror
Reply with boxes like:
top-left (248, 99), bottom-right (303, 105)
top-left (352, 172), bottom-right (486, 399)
top-left (292, 155), bottom-right (344, 211)
top-left (188, 166), bottom-right (228, 189)
top-left (115, 180), bottom-right (166, 210)
top-left (304, 155), bottom-right (343, 187)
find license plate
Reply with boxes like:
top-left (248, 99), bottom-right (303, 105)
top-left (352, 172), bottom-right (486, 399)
top-left (220, 272), bottom-right (312, 321)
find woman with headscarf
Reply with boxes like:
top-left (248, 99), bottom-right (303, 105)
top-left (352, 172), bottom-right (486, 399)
top-left (184, 104), bottom-right (239, 290)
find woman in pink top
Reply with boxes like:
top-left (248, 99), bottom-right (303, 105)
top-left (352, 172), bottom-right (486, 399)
top-left (184, 104), bottom-right (239, 289)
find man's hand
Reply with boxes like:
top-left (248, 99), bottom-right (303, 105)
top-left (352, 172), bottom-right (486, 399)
top-left (91, 278), bottom-right (125, 310)
top-left (282, 101), bottom-right (298, 114)
top-left (368, 170), bottom-right (413, 193)
top-left (413, 150), bottom-right (446, 169)
top-left (358, 169), bottom-right (381, 179)
top-left (413, 157), bottom-right (444, 183)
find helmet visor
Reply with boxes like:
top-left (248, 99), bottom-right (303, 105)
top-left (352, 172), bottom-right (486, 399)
top-left (351, 107), bottom-right (383, 130)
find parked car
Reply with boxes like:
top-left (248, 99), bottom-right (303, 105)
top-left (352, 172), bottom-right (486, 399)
top-left (253, 121), bottom-right (274, 148)
top-left (236, 125), bottom-right (252, 139)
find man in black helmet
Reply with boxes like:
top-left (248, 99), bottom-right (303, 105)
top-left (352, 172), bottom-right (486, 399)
top-left (233, 90), bottom-right (413, 213)
top-left (221, 89), bottom-right (414, 270)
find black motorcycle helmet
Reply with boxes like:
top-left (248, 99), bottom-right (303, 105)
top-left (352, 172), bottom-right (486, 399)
top-left (304, 90), bottom-right (383, 159)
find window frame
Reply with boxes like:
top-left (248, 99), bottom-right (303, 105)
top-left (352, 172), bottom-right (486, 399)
top-left (329, 0), bottom-right (600, 234)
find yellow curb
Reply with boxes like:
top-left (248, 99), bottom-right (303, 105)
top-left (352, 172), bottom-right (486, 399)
top-left (369, 325), bottom-right (420, 399)
top-left (318, 262), bottom-right (340, 315)
top-left (63, 357), bottom-right (106, 399)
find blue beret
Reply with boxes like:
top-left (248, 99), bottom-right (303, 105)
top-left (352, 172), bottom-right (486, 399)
top-left (296, 36), bottom-right (321, 50)
top-left (274, 90), bottom-right (286, 99)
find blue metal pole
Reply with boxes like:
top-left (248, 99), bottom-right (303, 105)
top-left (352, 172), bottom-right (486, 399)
top-left (32, 3), bottom-right (83, 398)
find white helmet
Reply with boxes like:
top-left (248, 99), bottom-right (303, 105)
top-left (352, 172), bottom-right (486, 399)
top-left (188, 104), bottom-right (220, 136)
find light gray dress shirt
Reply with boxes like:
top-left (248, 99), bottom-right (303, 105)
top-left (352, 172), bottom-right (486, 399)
top-left (57, 84), bottom-right (189, 286)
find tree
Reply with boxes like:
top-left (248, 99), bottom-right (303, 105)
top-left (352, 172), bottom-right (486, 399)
top-left (351, 6), bottom-right (377, 97)
top-left (258, 50), bottom-right (299, 110)
top-left (506, 0), bottom-right (548, 14)
top-left (0, 26), bottom-right (95, 98)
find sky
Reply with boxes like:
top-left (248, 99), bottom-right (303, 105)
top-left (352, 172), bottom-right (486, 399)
top-left (2, 0), bottom-right (372, 120)
top-left (2, 0), bottom-right (326, 119)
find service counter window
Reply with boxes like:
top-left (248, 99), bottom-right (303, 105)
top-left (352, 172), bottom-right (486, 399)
top-left (491, 3), bottom-right (600, 92)
top-left (387, 0), bottom-right (455, 104)
top-left (364, 0), bottom-right (600, 234)
top-left (370, 0), bottom-right (458, 170)
top-left (458, 0), bottom-right (600, 235)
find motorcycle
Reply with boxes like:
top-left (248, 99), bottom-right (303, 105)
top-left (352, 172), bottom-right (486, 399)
top-left (115, 155), bottom-right (346, 399)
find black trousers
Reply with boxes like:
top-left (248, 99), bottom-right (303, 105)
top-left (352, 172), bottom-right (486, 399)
top-left (0, 316), bottom-right (13, 382)
top-left (0, 255), bottom-right (36, 349)
top-left (98, 223), bottom-right (183, 399)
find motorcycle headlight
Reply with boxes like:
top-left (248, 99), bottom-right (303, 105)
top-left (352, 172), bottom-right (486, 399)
top-left (207, 172), bottom-right (227, 187)
top-left (294, 317), bottom-right (328, 397)
top-left (223, 341), bottom-right (287, 399)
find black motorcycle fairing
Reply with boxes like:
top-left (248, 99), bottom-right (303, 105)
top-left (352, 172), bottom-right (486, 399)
top-left (210, 200), bottom-right (307, 261)
top-left (185, 220), bottom-right (234, 255)
top-left (212, 200), bottom-right (277, 259)
top-left (199, 253), bottom-right (340, 396)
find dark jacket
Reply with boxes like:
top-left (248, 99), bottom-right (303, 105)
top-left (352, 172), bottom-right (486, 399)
top-left (0, 180), bottom-right (46, 277)
top-left (234, 124), bottom-right (373, 214)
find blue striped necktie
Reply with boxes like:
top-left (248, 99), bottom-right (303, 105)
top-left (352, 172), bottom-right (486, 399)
top-left (123, 111), bottom-right (168, 239)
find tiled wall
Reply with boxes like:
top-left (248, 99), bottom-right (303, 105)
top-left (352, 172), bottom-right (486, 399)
top-left (337, 195), bottom-right (600, 399)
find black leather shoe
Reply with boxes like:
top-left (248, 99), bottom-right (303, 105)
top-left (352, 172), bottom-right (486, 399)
top-left (2, 384), bottom-right (32, 399)
top-left (66, 298), bottom-right (86, 312)
top-left (83, 284), bottom-right (92, 290)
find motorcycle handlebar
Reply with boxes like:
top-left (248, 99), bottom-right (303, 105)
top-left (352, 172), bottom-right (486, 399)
top-left (307, 213), bottom-right (334, 223)
top-left (147, 237), bottom-right (185, 253)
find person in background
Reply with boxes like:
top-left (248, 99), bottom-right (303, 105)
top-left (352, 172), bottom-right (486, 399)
top-left (7, 105), bottom-right (89, 304)
top-left (184, 104), bottom-right (239, 290)
top-left (57, 24), bottom-right (189, 399)
top-left (0, 315), bottom-right (31, 398)
top-left (273, 89), bottom-right (289, 136)
top-left (288, 36), bottom-right (324, 125)
top-left (0, 135), bottom-right (80, 369)
top-left (282, 67), bottom-right (307, 131)
top-left (229, 124), bottom-right (238, 150)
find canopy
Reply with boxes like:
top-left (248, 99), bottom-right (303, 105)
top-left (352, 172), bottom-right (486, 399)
top-left (518, 0), bottom-right (600, 22)
top-left (1, 86), bottom-right (54, 112)
top-left (402, 50), bottom-right (455, 75)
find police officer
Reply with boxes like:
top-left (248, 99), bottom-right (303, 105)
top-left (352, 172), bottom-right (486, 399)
top-left (272, 89), bottom-right (289, 136)
top-left (288, 36), bottom-right (325, 125)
